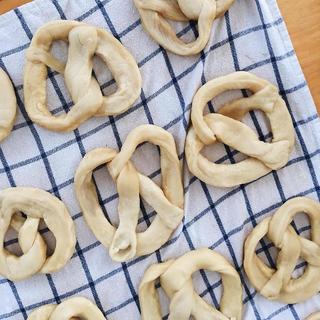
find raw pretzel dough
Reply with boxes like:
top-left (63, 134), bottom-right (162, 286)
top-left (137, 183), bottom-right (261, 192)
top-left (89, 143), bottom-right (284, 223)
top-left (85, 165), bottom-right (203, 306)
top-left (306, 313), bottom-right (320, 320)
top-left (75, 125), bottom-right (184, 262)
top-left (186, 71), bottom-right (295, 187)
top-left (139, 248), bottom-right (242, 320)
top-left (27, 297), bottom-right (104, 319)
top-left (24, 20), bottom-right (141, 132)
top-left (134, 0), bottom-right (235, 55)
top-left (244, 197), bottom-right (320, 304)
top-left (0, 69), bottom-right (17, 142)
top-left (0, 187), bottom-right (76, 281)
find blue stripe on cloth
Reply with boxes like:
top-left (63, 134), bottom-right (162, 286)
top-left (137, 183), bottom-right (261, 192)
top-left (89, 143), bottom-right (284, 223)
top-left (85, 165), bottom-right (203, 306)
top-left (160, 48), bottom-right (189, 130)
top-left (16, 6), bottom-right (105, 314)
top-left (225, 8), bottom-right (301, 318)
top-left (94, 0), bottom-right (156, 312)
top-left (253, 4), bottom-right (314, 317)
top-left (254, 0), bottom-right (320, 204)
top-left (0, 1), bottom-right (319, 319)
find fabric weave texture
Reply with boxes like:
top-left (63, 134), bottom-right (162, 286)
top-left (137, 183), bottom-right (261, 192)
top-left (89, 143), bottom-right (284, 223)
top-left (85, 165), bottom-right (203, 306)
top-left (0, 0), bottom-right (319, 319)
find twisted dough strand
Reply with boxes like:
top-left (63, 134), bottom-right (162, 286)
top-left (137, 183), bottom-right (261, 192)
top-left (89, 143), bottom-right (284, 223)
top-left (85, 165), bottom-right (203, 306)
top-left (139, 248), bottom-right (242, 320)
top-left (0, 187), bottom-right (76, 281)
top-left (134, 0), bottom-right (235, 55)
top-left (244, 197), bottom-right (320, 304)
top-left (0, 69), bottom-right (17, 143)
top-left (27, 297), bottom-right (104, 320)
top-left (186, 71), bottom-right (295, 187)
top-left (75, 125), bottom-right (184, 262)
top-left (24, 20), bottom-right (141, 131)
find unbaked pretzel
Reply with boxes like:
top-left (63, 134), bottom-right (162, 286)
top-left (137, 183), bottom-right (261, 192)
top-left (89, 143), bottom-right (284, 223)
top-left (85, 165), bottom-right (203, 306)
top-left (244, 197), bottom-right (320, 304)
top-left (306, 313), bottom-right (320, 320)
top-left (27, 297), bottom-right (105, 319)
top-left (134, 0), bottom-right (235, 55)
top-left (0, 187), bottom-right (76, 281)
top-left (75, 125), bottom-right (184, 262)
top-left (24, 20), bottom-right (141, 132)
top-left (0, 69), bottom-right (17, 142)
top-left (186, 72), bottom-right (295, 187)
top-left (139, 248), bottom-right (242, 320)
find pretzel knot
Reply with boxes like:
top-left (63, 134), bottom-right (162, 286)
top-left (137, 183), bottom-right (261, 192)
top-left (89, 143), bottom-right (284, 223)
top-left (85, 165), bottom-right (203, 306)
top-left (75, 125), bottom-right (184, 262)
top-left (244, 197), bottom-right (320, 304)
top-left (27, 297), bottom-right (104, 320)
top-left (0, 69), bottom-right (17, 143)
top-left (139, 248), bottom-right (242, 320)
top-left (134, 0), bottom-right (235, 55)
top-left (0, 187), bottom-right (76, 281)
top-left (186, 71), bottom-right (295, 187)
top-left (24, 20), bottom-right (141, 132)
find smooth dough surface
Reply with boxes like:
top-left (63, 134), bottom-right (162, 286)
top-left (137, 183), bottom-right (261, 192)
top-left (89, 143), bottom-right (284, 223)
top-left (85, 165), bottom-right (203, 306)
top-left (24, 20), bottom-right (141, 132)
top-left (186, 71), bottom-right (295, 187)
top-left (244, 197), bottom-right (320, 304)
top-left (0, 187), bottom-right (76, 281)
top-left (139, 248), bottom-right (243, 320)
top-left (27, 297), bottom-right (105, 320)
top-left (134, 0), bottom-right (235, 55)
top-left (75, 124), bottom-right (184, 262)
top-left (0, 68), bottom-right (17, 142)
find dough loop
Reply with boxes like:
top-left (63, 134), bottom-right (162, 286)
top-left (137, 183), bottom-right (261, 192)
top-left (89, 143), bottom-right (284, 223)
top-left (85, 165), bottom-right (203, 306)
top-left (186, 71), bottom-right (295, 187)
top-left (139, 248), bottom-right (242, 320)
top-left (244, 197), bottom-right (320, 304)
top-left (24, 20), bottom-right (141, 132)
top-left (75, 125), bottom-right (184, 262)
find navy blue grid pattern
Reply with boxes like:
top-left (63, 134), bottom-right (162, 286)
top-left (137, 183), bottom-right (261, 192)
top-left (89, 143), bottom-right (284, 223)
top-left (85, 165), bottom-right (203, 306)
top-left (0, 0), bottom-right (319, 319)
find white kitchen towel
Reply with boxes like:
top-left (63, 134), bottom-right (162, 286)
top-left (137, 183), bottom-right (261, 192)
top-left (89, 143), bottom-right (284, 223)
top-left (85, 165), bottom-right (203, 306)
top-left (0, 0), bottom-right (319, 319)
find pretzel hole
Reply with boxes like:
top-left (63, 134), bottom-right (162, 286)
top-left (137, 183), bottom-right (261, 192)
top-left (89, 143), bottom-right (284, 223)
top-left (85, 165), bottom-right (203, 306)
top-left (92, 164), bottom-right (119, 226)
top-left (256, 234), bottom-right (306, 279)
top-left (291, 212), bottom-right (311, 240)
top-left (4, 213), bottom-right (56, 257)
top-left (201, 143), bottom-right (248, 164)
top-left (129, 142), bottom-right (162, 231)
top-left (45, 41), bottom-right (71, 115)
top-left (289, 212), bottom-right (310, 279)
top-left (92, 56), bottom-right (117, 97)
top-left (206, 89), bottom-right (272, 143)
top-left (50, 40), bottom-right (69, 66)
top-left (243, 110), bottom-right (272, 143)
top-left (192, 269), bottom-right (222, 309)
top-left (4, 214), bottom-right (23, 256)
top-left (167, 20), bottom-right (198, 44)
top-left (45, 58), bottom-right (73, 117)
top-left (131, 142), bottom-right (161, 184)
top-left (38, 219), bottom-right (56, 257)
top-left (255, 236), bottom-right (278, 270)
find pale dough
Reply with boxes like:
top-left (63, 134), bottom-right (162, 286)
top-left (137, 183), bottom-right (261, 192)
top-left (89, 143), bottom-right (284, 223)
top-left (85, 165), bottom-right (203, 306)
top-left (27, 297), bottom-right (104, 320)
top-left (306, 312), bottom-right (320, 320)
top-left (75, 124), bottom-right (184, 262)
top-left (24, 20), bottom-right (141, 132)
top-left (0, 187), bottom-right (76, 281)
top-left (244, 197), bottom-right (320, 304)
top-left (134, 0), bottom-right (235, 55)
top-left (185, 71), bottom-right (295, 187)
top-left (139, 248), bottom-right (242, 320)
top-left (0, 68), bottom-right (17, 142)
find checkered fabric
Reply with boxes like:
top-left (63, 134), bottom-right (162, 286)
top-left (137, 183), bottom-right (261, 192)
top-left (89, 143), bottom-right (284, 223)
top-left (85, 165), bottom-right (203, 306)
top-left (0, 0), bottom-right (319, 319)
